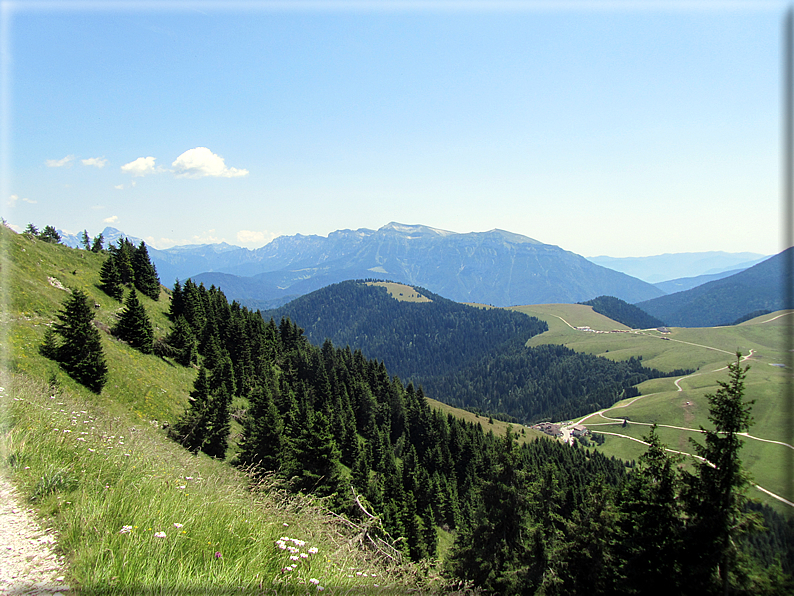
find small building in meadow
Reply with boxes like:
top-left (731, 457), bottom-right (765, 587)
top-left (571, 425), bottom-right (588, 437)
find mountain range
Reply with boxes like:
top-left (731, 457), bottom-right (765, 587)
top-left (58, 224), bottom-right (780, 314)
top-left (67, 223), bottom-right (669, 308)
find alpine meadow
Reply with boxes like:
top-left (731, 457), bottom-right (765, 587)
top-left (1, 222), bottom-right (793, 595)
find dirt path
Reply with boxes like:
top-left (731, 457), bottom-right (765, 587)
top-left (0, 474), bottom-right (70, 595)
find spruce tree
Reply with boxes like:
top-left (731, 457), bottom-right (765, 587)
top-left (39, 225), bottom-right (61, 244)
top-left (237, 384), bottom-right (284, 472)
top-left (91, 233), bottom-right (104, 253)
top-left (49, 288), bottom-right (108, 393)
top-left (169, 280), bottom-right (185, 320)
top-left (170, 367), bottom-right (212, 452)
top-left (684, 353), bottom-right (757, 594)
top-left (110, 239), bottom-right (136, 286)
top-left (113, 288), bottom-right (154, 354)
top-left (619, 425), bottom-right (685, 593)
top-left (203, 385), bottom-right (232, 459)
top-left (99, 256), bottom-right (124, 301)
top-left (167, 315), bottom-right (198, 366)
top-left (132, 241), bottom-right (160, 300)
top-left (24, 223), bottom-right (38, 236)
top-left (286, 410), bottom-right (342, 497)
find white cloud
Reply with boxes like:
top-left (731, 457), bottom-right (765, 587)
top-left (188, 230), bottom-right (223, 245)
top-left (121, 156), bottom-right (157, 177)
top-left (236, 230), bottom-right (277, 246)
top-left (82, 157), bottom-right (108, 168)
top-left (9, 194), bottom-right (36, 205)
top-left (144, 236), bottom-right (177, 249)
top-left (114, 184), bottom-right (124, 190)
top-left (171, 147), bottom-right (248, 179)
top-left (103, 215), bottom-right (119, 224)
top-left (46, 155), bottom-right (74, 167)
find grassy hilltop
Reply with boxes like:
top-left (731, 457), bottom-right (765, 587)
top-left (513, 302), bottom-right (793, 514)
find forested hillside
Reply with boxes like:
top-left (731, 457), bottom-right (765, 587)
top-left (264, 280), bottom-right (548, 380)
top-left (163, 278), bottom-right (634, 565)
top-left (579, 295), bottom-right (666, 329)
top-left (267, 281), bottom-right (688, 424)
top-left (420, 343), bottom-right (692, 423)
top-left (164, 278), bottom-right (792, 593)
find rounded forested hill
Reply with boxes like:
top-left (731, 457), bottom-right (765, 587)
top-left (579, 295), bottom-right (666, 329)
top-left (263, 280), bottom-right (548, 381)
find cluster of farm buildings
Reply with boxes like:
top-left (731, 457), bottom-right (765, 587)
top-left (533, 422), bottom-right (589, 438)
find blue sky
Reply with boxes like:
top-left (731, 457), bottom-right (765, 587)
top-left (1, 1), bottom-right (786, 257)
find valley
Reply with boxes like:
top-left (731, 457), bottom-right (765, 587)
top-left (515, 303), bottom-right (793, 512)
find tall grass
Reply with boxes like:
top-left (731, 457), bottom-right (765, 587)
top-left (0, 373), bottom-right (424, 595)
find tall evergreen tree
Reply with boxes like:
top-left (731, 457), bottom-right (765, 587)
top-left (24, 223), bottom-right (38, 236)
top-left (113, 288), bottom-right (154, 354)
top-left (167, 315), bottom-right (198, 366)
top-left (48, 288), bottom-right (108, 393)
top-left (169, 367), bottom-right (213, 453)
top-left (91, 233), bottom-right (104, 253)
top-left (80, 230), bottom-right (91, 250)
top-left (447, 428), bottom-right (535, 594)
top-left (285, 410), bottom-right (342, 497)
top-left (132, 241), bottom-right (160, 300)
top-left (110, 238), bottom-right (136, 286)
top-left (236, 384), bottom-right (284, 472)
top-left (619, 425), bottom-right (686, 594)
top-left (38, 225), bottom-right (61, 244)
top-left (684, 353), bottom-right (757, 594)
top-left (99, 256), bottom-right (124, 301)
top-left (203, 385), bottom-right (232, 460)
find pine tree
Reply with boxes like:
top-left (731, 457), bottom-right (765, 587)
top-left (170, 367), bottom-right (213, 452)
top-left (286, 410), bottom-right (342, 497)
top-left (236, 384), bottom-right (284, 472)
top-left (684, 353), bottom-right (758, 594)
top-left (132, 241), bottom-right (160, 300)
top-left (91, 233), bottom-right (104, 253)
top-left (24, 223), bottom-right (38, 236)
top-left (169, 280), bottom-right (185, 320)
top-left (113, 288), bottom-right (154, 354)
top-left (203, 385), bottom-right (232, 459)
top-left (447, 428), bottom-right (535, 593)
top-left (168, 315), bottom-right (198, 366)
top-left (99, 256), bottom-right (124, 301)
top-left (48, 289), bottom-right (108, 393)
top-left (110, 239), bottom-right (136, 286)
top-left (38, 225), bottom-right (61, 244)
top-left (80, 230), bottom-right (91, 250)
top-left (619, 425), bottom-right (685, 593)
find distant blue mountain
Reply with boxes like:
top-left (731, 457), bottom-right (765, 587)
top-left (635, 249), bottom-right (791, 327)
top-left (588, 252), bottom-right (769, 284)
top-left (653, 268), bottom-right (746, 294)
top-left (180, 222), bottom-right (665, 308)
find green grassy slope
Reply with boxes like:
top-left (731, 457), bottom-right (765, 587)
top-left (512, 303), bottom-right (793, 514)
top-left (0, 227), bottom-right (424, 593)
